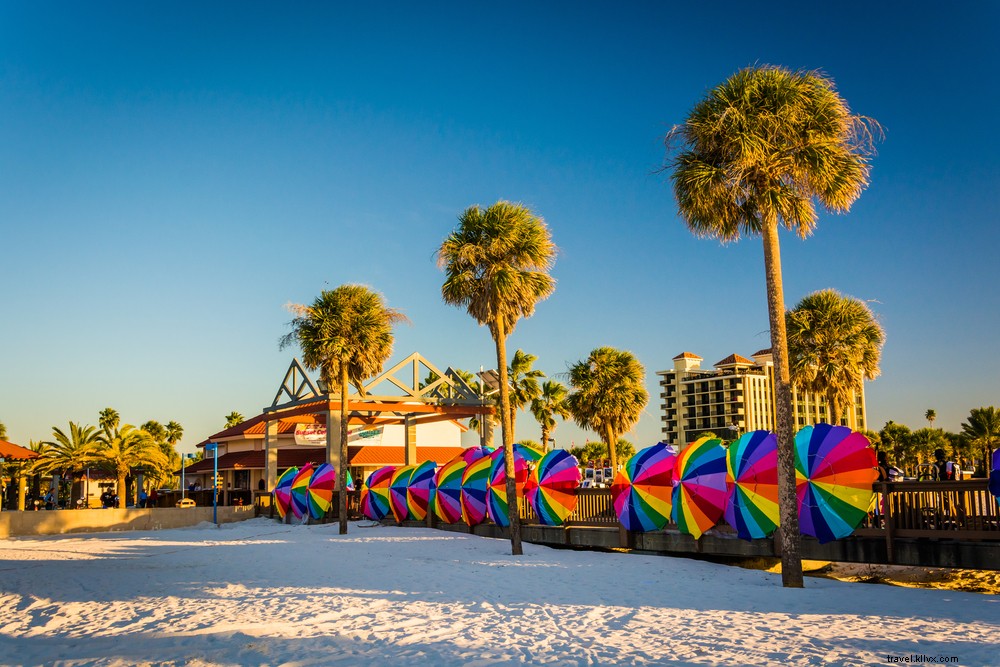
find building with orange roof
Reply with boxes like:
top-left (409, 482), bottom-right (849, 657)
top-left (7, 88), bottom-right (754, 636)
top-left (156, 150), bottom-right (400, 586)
top-left (657, 348), bottom-right (867, 448)
top-left (181, 353), bottom-right (491, 496)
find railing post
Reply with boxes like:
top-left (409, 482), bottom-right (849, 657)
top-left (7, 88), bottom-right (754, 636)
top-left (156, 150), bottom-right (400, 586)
top-left (881, 482), bottom-right (895, 564)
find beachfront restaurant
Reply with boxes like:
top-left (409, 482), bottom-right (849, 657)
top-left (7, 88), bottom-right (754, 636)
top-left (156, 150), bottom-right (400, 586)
top-left (179, 354), bottom-right (491, 507)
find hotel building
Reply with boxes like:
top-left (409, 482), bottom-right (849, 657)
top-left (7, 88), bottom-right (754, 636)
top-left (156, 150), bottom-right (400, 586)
top-left (657, 349), bottom-right (867, 448)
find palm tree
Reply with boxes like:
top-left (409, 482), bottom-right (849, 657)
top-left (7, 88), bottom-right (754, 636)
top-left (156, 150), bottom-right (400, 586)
top-left (281, 284), bottom-right (406, 534)
top-left (566, 347), bottom-right (648, 476)
top-left (961, 407), bottom-right (1000, 476)
top-left (786, 289), bottom-right (885, 426)
top-left (438, 201), bottom-right (556, 556)
top-left (531, 380), bottom-right (570, 451)
top-left (225, 412), bottom-right (244, 428)
top-left (99, 408), bottom-right (120, 434)
top-left (39, 422), bottom-right (101, 479)
top-left (926, 409), bottom-right (937, 429)
top-left (508, 349), bottom-right (544, 436)
top-left (96, 424), bottom-right (167, 507)
top-left (0, 421), bottom-right (7, 440)
top-left (666, 66), bottom-right (879, 588)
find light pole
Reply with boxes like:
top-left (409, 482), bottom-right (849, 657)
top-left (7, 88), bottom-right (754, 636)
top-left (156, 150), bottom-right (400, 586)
top-left (205, 443), bottom-right (219, 525)
top-left (0, 457), bottom-right (5, 511)
top-left (180, 453), bottom-right (195, 500)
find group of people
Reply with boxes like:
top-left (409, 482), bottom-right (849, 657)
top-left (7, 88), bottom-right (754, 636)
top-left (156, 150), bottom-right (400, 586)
top-left (876, 448), bottom-right (962, 482)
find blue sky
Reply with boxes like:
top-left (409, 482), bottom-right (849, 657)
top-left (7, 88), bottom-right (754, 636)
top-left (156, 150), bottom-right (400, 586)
top-left (2, 2), bottom-right (998, 454)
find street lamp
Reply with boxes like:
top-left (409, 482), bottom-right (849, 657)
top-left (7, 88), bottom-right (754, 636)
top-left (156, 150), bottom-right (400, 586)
top-left (205, 443), bottom-right (219, 526)
top-left (180, 453), bottom-right (196, 500)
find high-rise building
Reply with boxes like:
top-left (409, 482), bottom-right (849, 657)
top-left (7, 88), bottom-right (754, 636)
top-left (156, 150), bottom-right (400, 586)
top-left (657, 349), bottom-right (866, 448)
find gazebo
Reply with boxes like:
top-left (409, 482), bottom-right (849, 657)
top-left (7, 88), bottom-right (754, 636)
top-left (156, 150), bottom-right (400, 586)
top-left (186, 353), bottom-right (494, 496)
top-left (0, 439), bottom-right (40, 510)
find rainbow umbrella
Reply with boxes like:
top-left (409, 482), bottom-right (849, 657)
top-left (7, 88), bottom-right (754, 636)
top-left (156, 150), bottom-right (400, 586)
top-left (672, 436), bottom-right (728, 539)
top-left (461, 454), bottom-right (493, 526)
top-left (407, 460), bottom-right (437, 521)
top-left (724, 430), bottom-right (780, 540)
top-left (389, 465), bottom-right (415, 523)
top-left (526, 449), bottom-right (581, 526)
top-left (989, 449), bottom-right (1000, 499)
top-left (486, 445), bottom-right (541, 526)
top-left (307, 463), bottom-right (336, 520)
top-left (795, 424), bottom-right (878, 544)
top-left (290, 463), bottom-right (315, 520)
top-left (433, 458), bottom-right (466, 524)
top-left (334, 469), bottom-right (355, 492)
top-left (360, 466), bottom-right (395, 521)
top-left (272, 466), bottom-right (298, 520)
top-left (610, 443), bottom-right (675, 532)
top-left (455, 446), bottom-right (495, 465)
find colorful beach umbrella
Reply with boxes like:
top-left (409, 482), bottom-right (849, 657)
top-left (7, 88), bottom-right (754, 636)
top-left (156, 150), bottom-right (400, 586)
top-left (672, 436), bottom-right (728, 539)
top-left (610, 443), bottom-right (676, 532)
top-left (461, 454), bottom-right (492, 526)
top-left (389, 465), bottom-right (415, 523)
top-left (307, 463), bottom-right (336, 520)
top-left (290, 463), bottom-right (315, 520)
top-left (407, 460), bottom-right (437, 521)
top-left (336, 469), bottom-right (355, 492)
top-left (526, 449), bottom-right (581, 526)
top-left (486, 444), bottom-right (542, 526)
top-left (724, 430), bottom-right (780, 540)
top-left (360, 466), bottom-right (395, 521)
top-left (454, 446), bottom-right (495, 466)
top-left (433, 458), bottom-right (466, 524)
top-left (272, 466), bottom-right (298, 520)
top-left (795, 424), bottom-right (878, 544)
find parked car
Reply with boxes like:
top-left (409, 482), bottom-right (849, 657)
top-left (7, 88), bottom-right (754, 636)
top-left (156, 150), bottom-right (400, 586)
top-left (175, 498), bottom-right (196, 508)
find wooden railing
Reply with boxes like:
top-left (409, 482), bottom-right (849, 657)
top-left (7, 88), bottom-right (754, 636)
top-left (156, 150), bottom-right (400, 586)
top-left (515, 479), bottom-right (1000, 541)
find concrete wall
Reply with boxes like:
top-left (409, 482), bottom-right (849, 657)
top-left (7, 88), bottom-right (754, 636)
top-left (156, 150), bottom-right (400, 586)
top-left (0, 506), bottom-right (256, 539)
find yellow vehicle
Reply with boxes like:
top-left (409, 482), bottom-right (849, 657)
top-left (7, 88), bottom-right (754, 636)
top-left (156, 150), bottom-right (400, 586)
top-left (175, 498), bottom-right (196, 508)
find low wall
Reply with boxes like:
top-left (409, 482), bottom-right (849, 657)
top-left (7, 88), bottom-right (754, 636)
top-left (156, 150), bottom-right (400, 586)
top-left (0, 505), bottom-right (256, 539)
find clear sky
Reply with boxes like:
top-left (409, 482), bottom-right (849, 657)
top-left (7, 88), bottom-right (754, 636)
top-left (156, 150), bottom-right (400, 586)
top-left (2, 2), bottom-right (998, 455)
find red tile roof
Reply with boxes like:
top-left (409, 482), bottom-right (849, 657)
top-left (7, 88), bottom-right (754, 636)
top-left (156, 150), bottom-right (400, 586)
top-left (672, 352), bottom-right (702, 360)
top-left (714, 353), bottom-right (755, 366)
top-left (0, 439), bottom-right (39, 460)
top-left (751, 348), bottom-right (772, 357)
top-left (349, 446), bottom-right (466, 466)
top-left (179, 446), bottom-right (465, 474)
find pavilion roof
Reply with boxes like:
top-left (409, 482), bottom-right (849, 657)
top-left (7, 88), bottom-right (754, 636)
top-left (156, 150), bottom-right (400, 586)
top-left (0, 439), bottom-right (40, 460)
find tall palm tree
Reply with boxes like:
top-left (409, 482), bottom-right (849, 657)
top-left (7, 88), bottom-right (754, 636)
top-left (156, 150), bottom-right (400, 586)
top-left (225, 412), bottom-right (244, 428)
top-left (39, 422), bottom-right (101, 480)
top-left (926, 409), bottom-right (937, 429)
top-left (531, 380), bottom-right (570, 451)
top-left (508, 349), bottom-right (544, 436)
top-left (96, 424), bottom-right (166, 507)
top-left (438, 201), bottom-right (556, 556)
top-left (281, 284), bottom-right (406, 534)
top-left (99, 408), bottom-right (120, 435)
top-left (566, 347), bottom-right (648, 475)
top-left (666, 66), bottom-right (879, 588)
top-left (786, 289), bottom-right (885, 426)
top-left (961, 407), bottom-right (1000, 475)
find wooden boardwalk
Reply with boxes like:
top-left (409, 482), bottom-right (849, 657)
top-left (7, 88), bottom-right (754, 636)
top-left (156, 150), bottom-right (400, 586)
top-left (261, 479), bottom-right (1000, 570)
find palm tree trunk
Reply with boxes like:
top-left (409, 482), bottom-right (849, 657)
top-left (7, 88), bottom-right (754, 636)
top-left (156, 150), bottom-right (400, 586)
top-left (339, 366), bottom-right (350, 535)
top-left (827, 391), bottom-right (842, 426)
top-left (762, 220), bottom-right (804, 588)
top-left (541, 424), bottom-right (550, 452)
top-left (494, 323), bottom-right (522, 556)
top-left (117, 472), bottom-right (127, 509)
top-left (605, 426), bottom-right (618, 476)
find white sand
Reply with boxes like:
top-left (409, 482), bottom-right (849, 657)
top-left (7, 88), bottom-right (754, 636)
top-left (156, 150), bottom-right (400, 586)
top-left (1, 518), bottom-right (997, 666)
